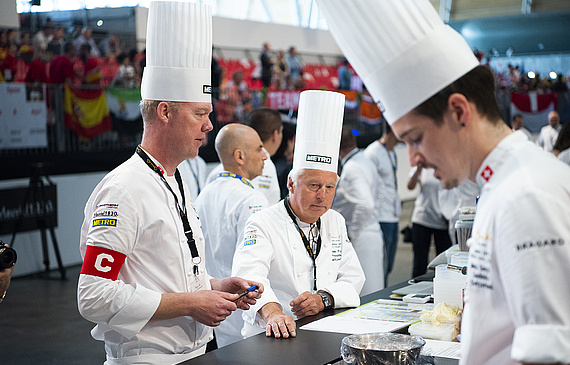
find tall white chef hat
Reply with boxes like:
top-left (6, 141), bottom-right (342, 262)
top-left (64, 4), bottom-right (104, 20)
top-left (316, 0), bottom-right (479, 125)
top-left (141, 0), bottom-right (212, 102)
top-left (292, 90), bottom-right (345, 175)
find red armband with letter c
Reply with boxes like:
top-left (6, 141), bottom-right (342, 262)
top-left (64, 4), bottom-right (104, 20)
top-left (80, 245), bottom-right (126, 280)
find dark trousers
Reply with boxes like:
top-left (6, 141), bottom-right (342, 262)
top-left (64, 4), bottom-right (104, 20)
top-left (411, 222), bottom-right (452, 278)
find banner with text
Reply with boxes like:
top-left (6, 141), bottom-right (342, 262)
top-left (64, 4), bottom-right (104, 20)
top-left (0, 84), bottom-right (47, 149)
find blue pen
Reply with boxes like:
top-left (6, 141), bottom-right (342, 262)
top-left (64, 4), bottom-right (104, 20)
top-left (235, 285), bottom-right (259, 301)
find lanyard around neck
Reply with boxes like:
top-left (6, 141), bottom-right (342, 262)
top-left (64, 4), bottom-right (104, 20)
top-left (136, 146), bottom-right (201, 275)
top-left (284, 197), bottom-right (321, 292)
top-left (218, 172), bottom-right (254, 188)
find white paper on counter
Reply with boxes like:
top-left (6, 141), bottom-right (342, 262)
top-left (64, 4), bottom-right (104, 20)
top-left (421, 339), bottom-right (461, 359)
top-left (300, 299), bottom-right (433, 334)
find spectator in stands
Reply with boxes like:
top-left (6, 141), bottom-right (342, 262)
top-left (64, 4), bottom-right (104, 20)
top-left (79, 43), bottom-right (101, 85)
top-left (537, 110), bottom-right (561, 153)
top-left (225, 70), bottom-right (252, 122)
top-left (18, 32), bottom-right (32, 58)
top-left (24, 50), bottom-right (48, 101)
top-left (111, 51), bottom-right (139, 88)
top-left (337, 59), bottom-right (351, 90)
top-left (32, 24), bottom-right (53, 56)
top-left (272, 121), bottom-right (296, 199)
top-left (47, 25), bottom-right (65, 57)
top-left (67, 21), bottom-right (83, 42)
top-left (48, 42), bottom-right (76, 85)
top-left (73, 27), bottom-right (100, 58)
top-left (260, 42), bottom-right (273, 89)
top-left (98, 34), bottom-right (121, 60)
top-left (552, 74), bottom-right (569, 93)
top-left (286, 46), bottom-right (302, 87)
top-left (6, 29), bottom-right (18, 56)
top-left (274, 50), bottom-right (289, 90)
top-left (0, 31), bottom-right (17, 82)
top-left (511, 113), bottom-right (533, 141)
top-left (138, 48), bottom-right (146, 79)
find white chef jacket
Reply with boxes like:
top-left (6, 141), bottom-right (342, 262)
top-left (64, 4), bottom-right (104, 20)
top-left (78, 152), bottom-right (213, 365)
top-left (178, 155), bottom-right (207, 201)
top-left (363, 140), bottom-right (401, 222)
top-left (513, 127), bottom-right (534, 142)
top-left (231, 202), bottom-right (365, 337)
top-left (333, 148), bottom-right (384, 295)
top-left (410, 167), bottom-right (447, 230)
top-left (558, 148), bottom-right (570, 166)
top-left (205, 149), bottom-right (280, 205)
top-left (195, 172), bottom-right (268, 347)
top-left (461, 132), bottom-right (570, 365)
top-left (536, 124), bottom-right (561, 153)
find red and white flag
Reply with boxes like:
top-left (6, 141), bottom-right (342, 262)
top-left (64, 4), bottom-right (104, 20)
top-left (510, 92), bottom-right (557, 133)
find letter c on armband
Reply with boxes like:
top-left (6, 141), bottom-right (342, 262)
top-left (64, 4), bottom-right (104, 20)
top-left (81, 246), bottom-right (127, 280)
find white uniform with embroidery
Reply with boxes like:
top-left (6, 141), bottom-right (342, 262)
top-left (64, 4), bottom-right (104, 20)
top-left (205, 148), bottom-right (281, 205)
top-left (333, 148), bottom-right (384, 295)
top-left (195, 172), bottom-right (268, 347)
top-left (461, 132), bottom-right (570, 365)
top-left (363, 140), bottom-right (401, 222)
top-left (231, 202), bottom-right (365, 337)
top-left (78, 153), bottom-right (212, 365)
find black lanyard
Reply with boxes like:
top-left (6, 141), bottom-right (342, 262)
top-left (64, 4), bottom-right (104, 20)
top-left (284, 197), bottom-right (321, 292)
top-left (136, 146), bottom-right (201, 275)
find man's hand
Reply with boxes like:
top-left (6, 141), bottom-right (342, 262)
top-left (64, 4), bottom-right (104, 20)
top-left (152, 290), bottom-right (238, 326)
top-left (210, 277), bottom-right (263, 310)
top-left (290, 291), bottom-right (325, 319)
top-left (259, 302), bottom-right (296, 338)
top-left (0, 265), bottom-right (15, 298)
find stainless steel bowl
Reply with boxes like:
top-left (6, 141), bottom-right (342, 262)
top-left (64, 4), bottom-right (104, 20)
top-left (341, 332), bottom-right (425, 365)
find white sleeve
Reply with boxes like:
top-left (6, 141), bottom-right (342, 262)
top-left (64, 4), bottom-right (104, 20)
top-left (231, 215), bottom-right (281, 326)
top-left (77, 183), bottom-right (161, 340)
top-left (496, 188), bottom-right (570, 363)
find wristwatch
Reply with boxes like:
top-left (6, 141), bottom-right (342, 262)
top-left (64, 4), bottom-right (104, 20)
top-left (317, 291), bottom-right (332, 309)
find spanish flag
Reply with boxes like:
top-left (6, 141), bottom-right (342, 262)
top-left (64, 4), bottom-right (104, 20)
top-left (64, 84), bottom-right (112, 139)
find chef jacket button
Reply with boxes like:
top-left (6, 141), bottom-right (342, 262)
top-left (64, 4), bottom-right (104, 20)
top-left (297, 272), bottom-right (302, 277)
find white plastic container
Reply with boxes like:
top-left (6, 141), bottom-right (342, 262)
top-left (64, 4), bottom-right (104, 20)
top-left (434, 264), bottom-right (467, 308)
top-left (408, 322), bottom-right (457, 342)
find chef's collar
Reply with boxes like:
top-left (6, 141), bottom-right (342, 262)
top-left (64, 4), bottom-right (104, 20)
top-left (341, 148), bottom-right (359, 166)
top-left (137, 145), bottom-right (170, 177)
top-left (475, 132), bottom-right (527, 188)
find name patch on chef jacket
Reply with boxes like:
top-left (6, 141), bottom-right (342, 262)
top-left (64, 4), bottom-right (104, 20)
top-left (81, 245), bottom-right (126, 280)
top-left (330, 234), bottom-right (342, 261)
top-left (249, 205), bottom-right (265, 214)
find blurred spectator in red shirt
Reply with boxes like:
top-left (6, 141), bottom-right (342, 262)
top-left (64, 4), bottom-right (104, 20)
top-left (79, 43), bottom-right (101, 85)
top-left (49, 42), bottom-right (76, 85)
top-left (0, 30), bottom-right (17, 82)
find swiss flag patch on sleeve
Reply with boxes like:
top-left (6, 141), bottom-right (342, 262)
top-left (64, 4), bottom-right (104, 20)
top-left (81, 245), bottom-right (127, 280)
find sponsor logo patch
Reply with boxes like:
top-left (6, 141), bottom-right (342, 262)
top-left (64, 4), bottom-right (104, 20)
top-left (306, 154), bottom-right (332, 164)
top-left (92, 218), bottom-right (117, 227)
top-left (93, 210), bottom-right (118, 218)
top-left (203, 85), bottom-right (212, 94)
top-left (96, 203), bottom-right (119, 209)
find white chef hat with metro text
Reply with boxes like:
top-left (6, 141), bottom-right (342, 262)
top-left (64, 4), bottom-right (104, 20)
top-left (292, 90), bottom-right (345, 175)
